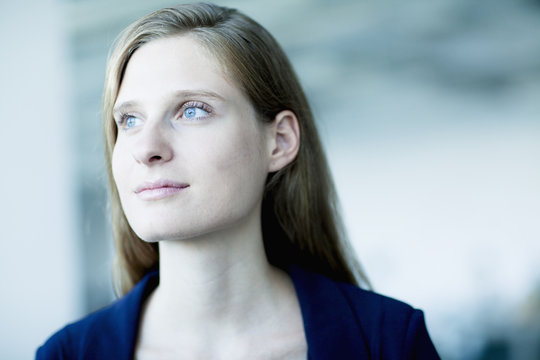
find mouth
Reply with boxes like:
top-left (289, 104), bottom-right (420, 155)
top-left (134, 180), bottom-right (190, 201)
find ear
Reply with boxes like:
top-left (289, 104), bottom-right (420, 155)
top-left (267, 110), bottom-right (300, 172)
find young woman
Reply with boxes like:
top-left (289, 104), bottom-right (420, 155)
top-left (37, 3), bottom-right (440, 359)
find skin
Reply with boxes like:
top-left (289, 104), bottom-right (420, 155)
top-left (112, 35), bottom-right (306, 359)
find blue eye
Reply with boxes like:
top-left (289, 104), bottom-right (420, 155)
top-left (118, 114), bottom-right (142, 130)
top-left (183, 106), bottom-right (209, 120)
top-left (126, 116), bottom-right (137, 128)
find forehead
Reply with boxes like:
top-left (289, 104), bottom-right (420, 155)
top-left (116, 35), bottom-right (238, 104)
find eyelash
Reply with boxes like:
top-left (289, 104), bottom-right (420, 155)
top-left (114, 113), bottom-right (140, 132)
top-left (178, 101), bottom-right (212, 121)
top-left (115, 101), bottom-right (213, 128)
top-left (117, 113), bottom-right (133, 125)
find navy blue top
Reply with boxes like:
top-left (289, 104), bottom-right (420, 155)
top-left (36, 267), bottom-right (440, 359)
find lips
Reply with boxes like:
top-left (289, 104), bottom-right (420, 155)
top-left (134, 180), bottom-right (189, 201)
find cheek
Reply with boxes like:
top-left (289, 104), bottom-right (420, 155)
top-left (213, 129), bottom-right (268, 190)
top-left (111, 142), bottom-right (128, 191)
top-left (208, 122), bottom-right (264, 167)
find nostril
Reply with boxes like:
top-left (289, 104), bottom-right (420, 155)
top-left (149, 155), bottom-right (162, 162)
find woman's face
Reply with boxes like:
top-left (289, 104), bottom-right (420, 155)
top-left (112, 35), bottom-right (271, 242)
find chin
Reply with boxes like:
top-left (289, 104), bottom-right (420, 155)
top-left (132, 226), bottom-right (188, 243)
top-left (128, 218), bottom-right (213, 243)
top-left (129, 215), bottom-right (247, 244)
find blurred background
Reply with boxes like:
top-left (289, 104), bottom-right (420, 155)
top-left (1, 0), bottom-right (539, 358)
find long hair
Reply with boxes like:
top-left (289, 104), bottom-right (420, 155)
top-left (102, 2), bottom-right (370, 295)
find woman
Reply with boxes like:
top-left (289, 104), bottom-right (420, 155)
top-left (37, 3), bottom-right (440, 359)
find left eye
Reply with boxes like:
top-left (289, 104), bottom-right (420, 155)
top-left (183, 106), bottom-right (209, 120)
top-left (125, 116), bottom-right (139, 128)
top-left (118, 114), bottom-right (142, 130)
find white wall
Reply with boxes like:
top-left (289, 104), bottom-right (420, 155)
top-left (0, 0), bottom-right (82, 358)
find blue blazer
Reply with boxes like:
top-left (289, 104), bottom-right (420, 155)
top-left (37, 267), bottom-right (440, 359)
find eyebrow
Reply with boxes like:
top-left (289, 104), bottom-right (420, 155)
top-left (173, 89), bottom-right (225, 101)
top-left (113, 89), bottom-right (226, 116)
top-left (113, 101), bottom-right (138, 117)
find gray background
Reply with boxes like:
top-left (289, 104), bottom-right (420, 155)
top-left (1, 0), bottom-right (539, 359)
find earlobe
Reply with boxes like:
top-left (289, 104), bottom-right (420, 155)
top-left (268, 110), bottom-right (300, 172)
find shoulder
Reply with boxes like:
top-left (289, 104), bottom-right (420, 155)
top-left (338, 281), bottom-right (439, 358)
top-left (289, 266), bottom-right (440, 359)
top-left (35, 301), bottom-right (119, 360)
top-left (35, 271), bottom-right (158, 360)
top-left (338, 280), bottom-right (418, 335)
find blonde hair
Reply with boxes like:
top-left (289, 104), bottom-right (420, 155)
top-left (102, 3), bottom-right (369, 295)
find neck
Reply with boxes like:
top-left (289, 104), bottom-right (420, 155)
top-left (136, 209), bottom-right (307, 357)
top-left (148, 209), bottom-right (292, 333)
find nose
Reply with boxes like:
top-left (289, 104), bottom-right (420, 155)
top-left (132, 122), bottom-right (173, 166)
